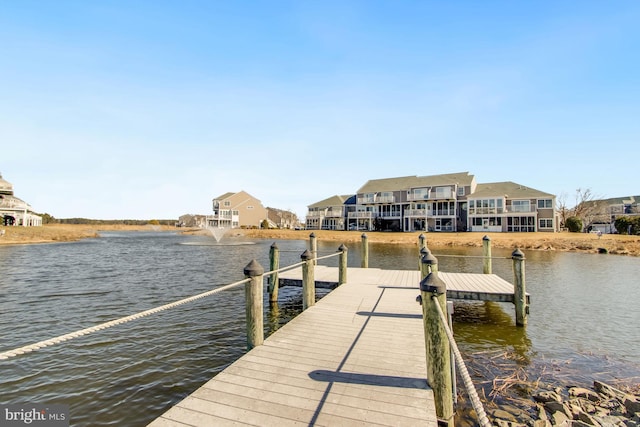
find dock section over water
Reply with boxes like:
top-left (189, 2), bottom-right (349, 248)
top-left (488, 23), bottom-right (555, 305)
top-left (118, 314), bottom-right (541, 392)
top-left (280, 266), bottom-right (530, 304)
top-left (148, 268), bottom-right (437, 426)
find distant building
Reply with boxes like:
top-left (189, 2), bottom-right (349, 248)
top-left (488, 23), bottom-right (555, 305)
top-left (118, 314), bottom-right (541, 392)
top-left (209, 191), bottom-right (267, 228)
top-left (580, 195), bottom-right (640, 233)
top-left (266, 207), bottom-right (301, 229)
top-left (306, 172), bottom-right (557, 233)
top-left (177, 214), bottom-right (208, 228)
top-left (0, 173), bottom-right (42, 227)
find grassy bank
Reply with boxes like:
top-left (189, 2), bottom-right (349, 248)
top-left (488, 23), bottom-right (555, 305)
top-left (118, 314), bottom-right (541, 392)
top-left (2, 224), bottom-right (640, 257)
top-left (0, 223), bottom-right (174, 245)
top-left (236, 228), bottom-right (640, 257)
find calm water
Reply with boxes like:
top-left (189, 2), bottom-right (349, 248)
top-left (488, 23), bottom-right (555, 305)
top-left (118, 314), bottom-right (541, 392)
top-left (1, 232), bottom-right (639, 426)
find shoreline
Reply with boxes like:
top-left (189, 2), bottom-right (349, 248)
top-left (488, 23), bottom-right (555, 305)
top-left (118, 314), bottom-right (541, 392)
top-left (2, 224), bottom-right (640, 257)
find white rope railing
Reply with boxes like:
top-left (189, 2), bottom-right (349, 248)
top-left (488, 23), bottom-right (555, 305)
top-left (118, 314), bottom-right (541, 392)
top-left (0, 278), bottom-right (250, 361)
top-left (432, 295), bottom-right (492, 427)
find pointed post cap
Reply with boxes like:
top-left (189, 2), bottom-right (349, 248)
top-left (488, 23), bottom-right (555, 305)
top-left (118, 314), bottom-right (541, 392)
top-left (483, 235), bottom-right (491, 241)
top-left (301, 249), bottom-right (313, 260)
top-left (338, 244), bottom-right (347, 252)
top-left (243, 259), bottom-right (264, 277)
top-left (309, 232), bottom-right (316, 238)
top-left (512, 248), bottom-right (525, 259)
top-left (420, 272), bottom-right (446, 295)
top-left (421, 251), bottom-right (438, 265)
top-left (270, 242), bottom-right (278, 249)
top-left (361, 233), bottom-right (367, 238)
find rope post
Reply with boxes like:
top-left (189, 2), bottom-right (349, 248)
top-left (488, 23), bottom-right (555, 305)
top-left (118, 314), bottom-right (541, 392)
top-left (482, 235), bottom-right (492, 274)
top-left (420, 271), bottom-right (454, 426)
top-left (418, 233), bottom-right (427, 252)
top-left (338, 244), bottom-right (348, 285)
top-left (309, 232), bottom-right (317, 265)
top-left (512, 248), bottom-right (528, 326)
top-left (361, 233), bottom-right (369, 268)
top-left (421, 249), bottom-right (438, 279)
top-left (243, 259), bottom-right (264, 350)
top-left (268, 242), bottom-right (280, 304)
top-left (301, 250), bottom-right (315, 310)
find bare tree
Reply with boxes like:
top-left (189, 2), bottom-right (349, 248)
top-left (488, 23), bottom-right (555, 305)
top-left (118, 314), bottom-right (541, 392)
top-left (571, 188), bottom-right (607, 230)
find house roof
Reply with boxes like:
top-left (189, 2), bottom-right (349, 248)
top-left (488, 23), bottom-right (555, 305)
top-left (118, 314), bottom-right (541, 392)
top-left (213, 191), bottom-right (236, 201)
top-left (470, 182), bottom-right (554, 199)
top-left (357, 172), bottom-right (475, 193)
top-left (308, 195), bottom-right (352, 208)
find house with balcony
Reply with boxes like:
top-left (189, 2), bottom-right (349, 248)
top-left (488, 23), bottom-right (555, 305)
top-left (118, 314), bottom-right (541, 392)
top-left (209, 191), bottom-right (267, 229)
top-left (0, 173), bottom-right (42, 227)
top-left (306, 172), bottom-right (557, 233)
top-left (466, 182), bottom-right (556, 232)
top-left (306, 195), bottom-right (355, 230)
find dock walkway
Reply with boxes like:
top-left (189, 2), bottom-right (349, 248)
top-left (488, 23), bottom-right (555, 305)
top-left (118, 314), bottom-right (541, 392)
top-left (149, 268), bottom-right (437, 426)
top-left (149, 267), bottom-right (526, 426)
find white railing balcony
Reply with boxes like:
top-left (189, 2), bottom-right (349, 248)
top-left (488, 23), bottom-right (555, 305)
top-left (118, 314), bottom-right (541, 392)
top-left (348, 211), bottom-right (374, 219)
top-left (505, 206), bottom-right (537, 213)
top-left (306, 211), bottom-right (324, 218)
top-left (376, 195), bottom-right (395, 203)
top-left (407, 194), bottom-right (430, 202)
top-left (357, 197), bottom-right (376, 204)
top-left (432, 210), bottom-right (456, 216)
top-left (405, 209), bottom-right (428, 216)
top-left (378, 212), bottom-right (402, 218)
top-left (325, 210), bottom-right (344, 217)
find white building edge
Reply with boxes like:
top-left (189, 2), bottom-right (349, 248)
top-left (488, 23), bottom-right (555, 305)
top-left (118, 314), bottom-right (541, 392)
top-left (0, 173), bottom-right (42, 227)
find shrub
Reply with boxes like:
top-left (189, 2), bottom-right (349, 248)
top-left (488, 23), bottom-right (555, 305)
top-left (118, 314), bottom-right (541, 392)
top-left (614, 216), bottom-right (640, 235)
top-left (565, 216), bottom-right (583, 233)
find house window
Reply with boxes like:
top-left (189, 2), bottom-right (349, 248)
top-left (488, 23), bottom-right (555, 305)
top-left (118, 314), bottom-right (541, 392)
top-left (539, 218), bottom-right (553, 228)
top-left (511, 200), bottom-right (531, 213)
top-left (434, 187), bottom-right (452, 199)
top-left (413, 188), bottom-right (429, 200)
top-left (457, 187), bottom-right (465, 196)
top-left (224, 201), bottom-right (231, 207)
top-left (537, 199), bottom-right (553, 209)
top-left (247, 206), bottom-right (254, 209)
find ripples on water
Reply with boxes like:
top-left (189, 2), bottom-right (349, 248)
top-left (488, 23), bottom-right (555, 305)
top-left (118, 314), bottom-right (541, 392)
top-left (0, 233), bottom-right (639, 426)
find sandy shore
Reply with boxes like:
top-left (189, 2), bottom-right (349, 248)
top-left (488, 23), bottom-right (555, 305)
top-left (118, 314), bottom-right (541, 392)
top-left (2, 224), bottom-right (640, 257)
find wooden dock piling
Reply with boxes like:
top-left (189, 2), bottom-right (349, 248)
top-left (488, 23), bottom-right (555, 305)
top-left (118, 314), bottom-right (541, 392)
top-left (361, 232), bottom-right (369, 268)
top-left (243, 259), bottom-right (264, 350)
top-left (338, 244), bottom-right (347, 285)
top-left (268, 243), bottom-right (279, 303)
top-left (309, 232), bottom-right (317, 265)
top-left (512, 248), bottom-right (527, 326)
top-left (482, 235), bottom-right (492, 274)
top-left (420, 271), bottom-right (454, 426)
top-left (301, 249), bottom-right (315, 310)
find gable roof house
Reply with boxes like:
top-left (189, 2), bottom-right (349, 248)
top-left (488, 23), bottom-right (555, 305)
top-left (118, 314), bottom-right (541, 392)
top-left (305, 172), bottom-right (557, 233)
top-left (579, 195), bottom-right (640, 233)
top-left (0, 173), bottom-right (42, 227)
top-left (306, 195), bottom-right (355, 231)
top-left (266, 207), bottom-right (301, 230)
top-left (209, 191), bottom-right (267, 229)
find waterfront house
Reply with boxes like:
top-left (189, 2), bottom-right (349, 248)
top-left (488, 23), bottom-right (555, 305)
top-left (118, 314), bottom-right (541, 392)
top-left (209, 191), bottom-right (267, 229)
top-left (306, 195), bottom-right (356, 231)
top-left (0, 173), bottom-right (42, 227)
top-left (266, 207), bottom-right (301, 229)
top-left (305, 172), bottom-right (557, 233)
top-left (579, 195), bottom-right (640, 233)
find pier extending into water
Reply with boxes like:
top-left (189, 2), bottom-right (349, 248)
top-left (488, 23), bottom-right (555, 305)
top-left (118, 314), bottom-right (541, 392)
top-left (148, 234), bottom-right (526, 426)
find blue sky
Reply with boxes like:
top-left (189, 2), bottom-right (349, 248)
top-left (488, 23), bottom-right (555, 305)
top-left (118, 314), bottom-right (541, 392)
top-left (2, 1), bottom-right (639, 220)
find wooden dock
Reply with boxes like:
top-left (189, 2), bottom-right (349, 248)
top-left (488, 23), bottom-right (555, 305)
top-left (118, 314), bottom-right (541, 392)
top-left (148, 268), bottom-right (437, 426)
top-left (279, 266), bottom-right (530, 304)
top-left (148, 267), bottom-right (526, 426)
